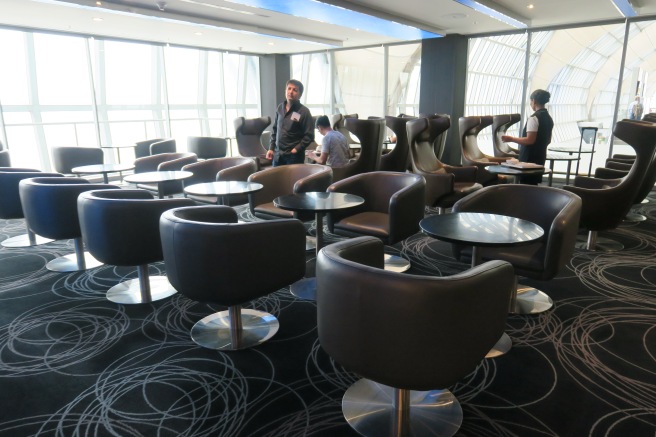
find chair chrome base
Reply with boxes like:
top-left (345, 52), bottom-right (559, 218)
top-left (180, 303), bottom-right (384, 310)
top-left (191, 308), bottom-right (279, 350)
top-left (107, 275), bottom-right (177, 304)
top-left (343, 379), bottom-right (462, 437)
top-left (575, 234), bottom-right (624, 252)
top-left (486, 332), bottom-right (512, 358)
top-left (305, 236), bottom-right (316, 251)
top-left (1, 233), bottom-right (53, 248)
top-left (624, 212), bottom-right (646, 222)
top-left (290, 277), bottom-right (317, 301)
top-left (384, 254), bottom-right (410, 272)
top-left (46, 251), bottom-right (103, 272)
top-left (511, 285), bottom-right (554, 314)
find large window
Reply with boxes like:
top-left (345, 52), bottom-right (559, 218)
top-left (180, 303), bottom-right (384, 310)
top-left (0, 29), bottom-right (261, 170)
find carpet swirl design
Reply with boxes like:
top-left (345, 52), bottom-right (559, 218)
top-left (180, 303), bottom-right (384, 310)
top-left (0, 197), bottom-right (654, 436)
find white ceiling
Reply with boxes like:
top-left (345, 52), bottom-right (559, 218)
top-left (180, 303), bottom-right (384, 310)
top-left (1, 0), bottom-right (656, 54)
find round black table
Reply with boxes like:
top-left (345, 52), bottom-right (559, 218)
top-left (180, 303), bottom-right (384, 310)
top-left (274, 191), bottom-right (365, 300)
top-left (72, 163), bottom-right (135, 184)
top-left (420, 212), bottom-right (544, 358)
top-left (124, 170), bottom-right (193, 199)
top-left (486, 164), bottom-right (551, 184)
top-left (184, 181), bottom-right (263, 205)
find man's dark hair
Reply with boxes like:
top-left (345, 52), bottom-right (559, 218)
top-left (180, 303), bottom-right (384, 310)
top-left (530, 89), bottom-right (551, 105)
top-left (286, 79), bottom-right (304, 96)
top-left (316, 115), bottom-right (330, 128)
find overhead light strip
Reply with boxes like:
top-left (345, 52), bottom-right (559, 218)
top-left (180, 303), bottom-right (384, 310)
top-left (222, 0), bottom-right (442, 40)
top-left (451, 0), bottom-right (528, 28)
top-left (611, 0), bottom-right (637, 17)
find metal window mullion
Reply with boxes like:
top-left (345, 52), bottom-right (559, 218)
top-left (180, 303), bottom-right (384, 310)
top-left (609, 20), bottom-right (631, 157)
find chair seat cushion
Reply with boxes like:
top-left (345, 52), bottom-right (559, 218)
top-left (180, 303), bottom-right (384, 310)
top-left (479, 243), bottom-right (545, 276)
top-left (334, 212), bottom-right (389, 239)
top-left (454, 181), bottom-right (482, 195)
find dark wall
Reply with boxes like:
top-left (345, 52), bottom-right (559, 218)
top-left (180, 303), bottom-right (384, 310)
top-left (259, 54), bottom-right (291, 124)
top-left (419, 35), bottom-right (469, 165)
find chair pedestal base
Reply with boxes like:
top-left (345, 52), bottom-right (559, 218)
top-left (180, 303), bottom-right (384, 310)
top-left (343, 379), bottom-right (462, 437)
top-left (575, 233), bottom-right (623, 252)
top-left (511, 285), bottom-right (554, 314)
top-left (486, 332), bottom-right (512, 358)
top-left (624, 212), bottom-right (646, 222)
top-left (47, 251), bottom-right (102, 272)
top-left (384, 254), bottom-right (410, 272)
top-left (191, 307), bottom-right (279, 350)
top-left (305, 236), bottom-right (316, 251)
top-left (290, 277), bottom-right (316, 301)
top-left (107, 275), bottom-right (177, 304)
top-left (1, 233), bottom-right (53, 248)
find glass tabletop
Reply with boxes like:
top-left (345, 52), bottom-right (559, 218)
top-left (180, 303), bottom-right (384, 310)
top-left (184, 181), bottom-right (263, 196)
top-left (420, 212), bottom-right (544, 247)
top-left (124, 170), bottom-right (193, 184)
top-left (274, 191), bottom-right (364, 213)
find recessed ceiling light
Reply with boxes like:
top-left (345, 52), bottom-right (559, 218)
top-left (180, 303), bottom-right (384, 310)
top-left (95, 1), bottom-right (102, 5)
top-left (92, 17), bottom-right (103, 21)
top-left (527, 4), bottom-right (534, 9)
top-left (267, 42), bottom-right (274, 45)
top-left (445, 13), bottom-right (468, 20)
top-left (194, 32), bottom-right (203, 36)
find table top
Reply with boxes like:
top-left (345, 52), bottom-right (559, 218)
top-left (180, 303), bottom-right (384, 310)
top-left (546, 152), bottom-right (581, 161)
top-left (274, 191), bottom-right (364, 213)
top-left (486, 164), bottom-right (551, 176)
top-left (124, 170), bottom-right (193, 184)
top-left (184, 181), bottom-right (263, 197)
top-left (101, 144), bottom-right (137, 149)
top-left (420, 212), bottom-right (544, 247)
top-left (72, 163), bottom-right (135, 174)
top-left (548, 145), bottom-right (594, 153)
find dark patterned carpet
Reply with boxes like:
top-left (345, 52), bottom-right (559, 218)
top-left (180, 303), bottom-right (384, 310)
top-left (0, 191), bottom-right (655, 436)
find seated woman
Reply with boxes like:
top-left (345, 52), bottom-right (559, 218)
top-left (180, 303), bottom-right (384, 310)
top-left (305, 115), bottom-right (350, 167)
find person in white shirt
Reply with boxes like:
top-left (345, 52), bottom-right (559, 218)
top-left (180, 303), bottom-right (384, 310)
top-left (627, 95), bottom-right (644, 120)
top-left (305, 115), bottom-right (350, 167)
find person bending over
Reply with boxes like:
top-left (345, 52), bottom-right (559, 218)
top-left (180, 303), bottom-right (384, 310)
top-left (305, 115), bottom-right (350, 167)
top-left (266, 79), bottom-right (314, 166)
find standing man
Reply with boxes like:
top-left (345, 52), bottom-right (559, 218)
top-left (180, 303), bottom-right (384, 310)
top-left (627, 95), bottom-right (644, 120)
top-left (266, 79), bottom-right (314, 166)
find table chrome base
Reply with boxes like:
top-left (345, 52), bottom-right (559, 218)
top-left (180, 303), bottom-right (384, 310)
top-left (1, 233), bottom-right (53, 248)
top-left (575, 234), bottom-right (624, 252)
top-left (107, 276), bottom-right (177, 304)
top-left (343, 379), bottom-right (462, 437)
top-left (290, 277), bottom-right (317, 301)
top-left (384, 254), bottom-right (410, 272)
top-left (191, 308), bottom-right (279, 350)
top-left (512, 285), bottom-right (554, 314)
top-left (305, 236), bottom-right (316, 251)
top-left (46, 252), bottom-right (103, 272)
top-left (486, 332), bottom-right (512, 358)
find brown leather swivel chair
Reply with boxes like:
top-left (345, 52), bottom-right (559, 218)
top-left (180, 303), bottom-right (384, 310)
top-left (234, 116), bottom-right (271, 169)
top-left (248, 163), bottom-right (333, 220)
top-left (459, 116), bottom-right (507, 185)
top-left (0, 169), bottom-right (63, 247)
top-left (78, 189), bottom-right (194, 304)
top-left (160, 205), bottom-right (306, 350)
top-left (182, 156), bottom-right (258, 205)
top-left (133, 152), bottom-right (198, 197)
top-left (19, 177), bottom-right (120, 272)
top-left (150, 139), bottom-right (176, 155)
top-left (563, 119), bottom-right (656, 251)
top-left (379, 116), bottom-right (413, 172)
top-left (452, 184), bottom-right (582, 314)
top-left (327, 171), bottom-right (425, 272)
top-left (330, 113), bottom-right (360, 150)
top-left (51, 146), bottom-right (104, 175)
top-left (134, 138), bottom-right (164, 159)
top-left (407, 116), bottom-right (482, 213)
top-left (316, 236), bottom-right (514, 436)
top-left (187, 136), bottom-right (227, 160)
top-left (331, 117), bottom-right (384, 182)
top-left (492, 113), bottom-right (520, 158)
